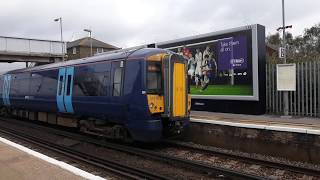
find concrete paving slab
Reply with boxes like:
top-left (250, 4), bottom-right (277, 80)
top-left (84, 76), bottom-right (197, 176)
top-left (191, 111), bottom-right (320, 135)
top-left (0, 137), bottom-right (106, 180)
top-left (0, 142), bottom-right (85, 180)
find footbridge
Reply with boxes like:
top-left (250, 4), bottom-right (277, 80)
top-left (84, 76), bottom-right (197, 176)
top-left (0, 36), bottom-right (65, 63)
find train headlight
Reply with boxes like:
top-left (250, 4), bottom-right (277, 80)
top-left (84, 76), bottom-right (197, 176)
top-left (149, 103), bottom-right (154, 109)
top-left (147, 95), bottom-right (164, 114)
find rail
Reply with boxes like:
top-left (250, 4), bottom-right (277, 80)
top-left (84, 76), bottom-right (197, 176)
top-left (163, 140), bottom-right (320, 177)
top-left (0, 124), bottom-right (169, 180)
top-left (0, 117), bottom-right (266, 180)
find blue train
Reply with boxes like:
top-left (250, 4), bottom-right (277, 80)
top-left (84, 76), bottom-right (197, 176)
top-left (0, 48), bottom-right (190, 142)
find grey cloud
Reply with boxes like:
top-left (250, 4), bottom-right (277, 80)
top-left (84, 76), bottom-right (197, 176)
top-left (0, 0), bottom-right (319, 70)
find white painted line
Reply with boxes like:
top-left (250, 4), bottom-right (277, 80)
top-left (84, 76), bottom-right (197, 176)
top-left (265, 125), bottom-right (307, 134)
top-left (306, 129), bottom-right (320, 135)
top-left (191, 118), bottom-right (266, 130)
top-left (0, 136), bottom-right (106, 180)
top-left (190, 118), bottom-right (320, 135)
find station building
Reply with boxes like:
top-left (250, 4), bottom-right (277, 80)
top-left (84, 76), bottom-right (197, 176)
top-left (66, 37), bottom-right (119, 60)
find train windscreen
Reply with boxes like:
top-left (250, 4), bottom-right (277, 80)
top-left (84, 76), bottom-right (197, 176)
top-left (147, 61), bottom-right (163, 94)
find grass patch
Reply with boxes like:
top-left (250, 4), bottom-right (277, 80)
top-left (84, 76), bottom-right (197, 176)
top-left (190, 85), bottom-right (253, 95)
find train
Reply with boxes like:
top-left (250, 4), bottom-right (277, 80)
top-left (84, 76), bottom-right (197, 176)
top-left (0, 48), bottom-right (190, 142)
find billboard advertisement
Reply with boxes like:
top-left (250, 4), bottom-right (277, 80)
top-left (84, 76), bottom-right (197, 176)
top-left (157, 25), bottom-right (261, 101)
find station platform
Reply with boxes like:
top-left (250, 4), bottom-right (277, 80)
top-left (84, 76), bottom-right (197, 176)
top-left (0, 137), bottom-right (104, 180)
top-left (191, 111), bottom-right (320, 135)
top-left (184, 111), bottom-right (320, 163)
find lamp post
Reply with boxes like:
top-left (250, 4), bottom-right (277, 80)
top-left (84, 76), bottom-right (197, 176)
top-left (276, 0), bottom-right (293, 116)
top-left (281, 0), bottom-right (289, 116)
top-left (84, 29), bottom-right (92, 57)
top-left (54, 17), bottom-right (64, 61)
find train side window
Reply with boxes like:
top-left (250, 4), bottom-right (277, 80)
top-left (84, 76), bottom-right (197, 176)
top-left (99, 72), bottom-right (110, 96)
top-left (73, 71), bottom-right (109, 97)
top-left (113, 68), bottom-right (122, 96)
top-left (10, 75), bottom-right (18, 96)
top-left (30, 75), bottom-right (42, 96)
top-left (10, 74), bottom-right (30, 97)
top-left (37, 73), bottom-right (57, 97)
top-left (66, 75), bottom-right (72, 96)
top-left (58, 76), bottom-right (64, 95)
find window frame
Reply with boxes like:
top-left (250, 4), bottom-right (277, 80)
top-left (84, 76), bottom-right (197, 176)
top-left (58, 75), bottom-right (64, 95)
top-left (112, 67), bottom-right (122, 96)
top-left (66, 75), bottom-right (72, 96)
top-left (72, 47), bottom-right (76, 55)
top-left (96, 48), bottom-right (104, 54)
top-left (146, 61), bottom-right (163, 94)
top-left (73, 71), bottom-right (110, 97)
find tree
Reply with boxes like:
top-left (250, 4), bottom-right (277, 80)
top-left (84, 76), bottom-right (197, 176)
top-left (266, 32), bottom-right (281, 45)
top-left (266, 23), bottom-right (320, 62)
top-left (303, 23), bottom-right (320, 54)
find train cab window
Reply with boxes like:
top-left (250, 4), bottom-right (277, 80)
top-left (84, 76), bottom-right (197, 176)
top-left (147, 61), bottom-right (162, 94)
top-left (113, 68), bottom-right (122, 96)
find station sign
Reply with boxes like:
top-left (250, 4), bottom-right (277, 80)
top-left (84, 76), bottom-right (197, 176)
top-left (277, 64), bottom-right (296, 91)
top-left (279, 47), bottom-right (285, 59)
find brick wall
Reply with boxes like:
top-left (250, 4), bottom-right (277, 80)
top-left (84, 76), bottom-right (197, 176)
top-left (67, 46), bottom-right (115, 60)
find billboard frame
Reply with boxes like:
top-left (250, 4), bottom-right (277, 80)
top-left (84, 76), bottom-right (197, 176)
top-left (156, 24), bottom-right (260, 101)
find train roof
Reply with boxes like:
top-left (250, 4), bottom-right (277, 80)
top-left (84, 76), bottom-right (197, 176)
top-left (6, 48), bottom-right (171, 74)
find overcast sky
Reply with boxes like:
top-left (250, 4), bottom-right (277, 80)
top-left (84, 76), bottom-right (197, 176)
top-left (1, 0), bottom-right (320, 71)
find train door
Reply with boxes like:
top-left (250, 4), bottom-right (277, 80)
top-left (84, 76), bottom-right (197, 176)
top-left (172, 61), bottom-right (187, 117)
top-left (163, 54), bottom-right (188, 118)
top-left (2, 74), bottom-right (12, 106)
top-left (109, 60), bottom-right (125, 121)
top-left (0, 76), bottom-right (4, 107)
top-left (111, 61), bottom-right (123, 97)
top-left (0, 76), bottom-right (3, 106)
top-left (56, 67), bottom-right (75, 113)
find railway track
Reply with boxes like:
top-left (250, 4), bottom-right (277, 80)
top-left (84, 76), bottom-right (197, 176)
top-left (0, 117), bottom-right (266, 179)
top-left (2, 116), bottom-right (318, 179)
top-left (163, 140), bottom-right (320, 178)
top-left (0, 123), bottom-right (169, 180)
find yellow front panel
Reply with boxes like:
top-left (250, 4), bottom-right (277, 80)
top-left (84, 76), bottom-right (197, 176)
top-left (173, 63), bottom-right (186, 117)
top-left (147, 95), bottom-right (164, 114)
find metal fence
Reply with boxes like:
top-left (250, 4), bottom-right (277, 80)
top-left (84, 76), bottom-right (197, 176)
top-left (266, 61), bottom-right (320, 117)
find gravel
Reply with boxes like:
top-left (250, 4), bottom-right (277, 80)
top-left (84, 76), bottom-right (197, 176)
top-left (155, 141), bottom-right (320, 179)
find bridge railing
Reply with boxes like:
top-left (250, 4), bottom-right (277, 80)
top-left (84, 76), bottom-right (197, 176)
top-left (0, 36), bottom-right (65, 56)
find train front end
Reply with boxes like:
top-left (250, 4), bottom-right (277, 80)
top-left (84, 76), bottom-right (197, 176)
top-left (146, 52), bottom-right (191, 138)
